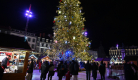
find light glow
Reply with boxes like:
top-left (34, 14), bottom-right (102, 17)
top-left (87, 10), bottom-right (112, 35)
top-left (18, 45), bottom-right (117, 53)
top-left (25, 10), bottom-right (32, 18)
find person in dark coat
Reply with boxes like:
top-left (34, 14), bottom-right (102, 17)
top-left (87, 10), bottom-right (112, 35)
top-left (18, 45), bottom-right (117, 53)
top-left (48, 62), bottom-right (54, 80)
top-left (40, 61), bottom-right (49, 80)
top-left (0, 66), bottom-right (4, 80)
top-left (26, 59), bottom-right (34, 80)
top-left (1, 55), bottom-right (12, 69)
top-left (57, 61), bottom-right (65, 80)
top-left (70, 60), bottom-right (79, 80)
top-left (84, 60), bottom-right (91, 80)
top-left (64, 61), bottom-right (68, 76)
top-left (131, 62), bottom-right (138, 80)
top-left (92, 62), bottom-right (98, 80)
top-left (124, 60), bottom-right (135, 80)
top-left (99, 61), bottom-right (106, 80)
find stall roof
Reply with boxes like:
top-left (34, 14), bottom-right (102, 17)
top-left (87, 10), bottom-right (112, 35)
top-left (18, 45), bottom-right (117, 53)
top-left (95, 58), bottom-right (111, 61)
top-left (0, 33), bottom-right (31, 50)
top-left (103, 58), bottom-right (111, 61)
top-left (29, 54), bottom-right (38, 59)
top-left (95, 58), bottom-right (104, 61)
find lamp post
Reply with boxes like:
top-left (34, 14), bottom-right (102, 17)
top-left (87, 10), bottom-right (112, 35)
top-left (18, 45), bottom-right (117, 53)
top-left (25, 4), bottom-right (32, 37)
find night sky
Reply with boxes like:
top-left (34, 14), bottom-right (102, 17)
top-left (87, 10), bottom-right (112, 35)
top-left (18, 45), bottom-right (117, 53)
top-left (0, 0), bottom-right (137, 55)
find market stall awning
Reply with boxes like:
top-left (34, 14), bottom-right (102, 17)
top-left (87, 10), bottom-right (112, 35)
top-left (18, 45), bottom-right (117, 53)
top-left (29, 54), bottom-right (38, 60)
top-left (0, 33), bottom-right (31, 50)
top-left (103, 58), bottom-right (111, 61)
top-left (95, 58), bottom-right (104, 61)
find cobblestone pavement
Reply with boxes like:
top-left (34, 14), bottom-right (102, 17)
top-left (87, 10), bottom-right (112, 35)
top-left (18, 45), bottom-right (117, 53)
top-left (32, 68), bottom-right (125, 80)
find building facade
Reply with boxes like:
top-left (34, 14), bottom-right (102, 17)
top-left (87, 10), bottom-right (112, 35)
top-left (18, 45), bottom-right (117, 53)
top-left (109, 45), bottom-right (138, 61)
top-left (88, 50), bottom-right (98, 59)
top-left (36, 37), bottom-right (52, 55)
top-left (10, 29), bottom-right (37, 50)
top-left (0, 26), bottom-right (11, 34)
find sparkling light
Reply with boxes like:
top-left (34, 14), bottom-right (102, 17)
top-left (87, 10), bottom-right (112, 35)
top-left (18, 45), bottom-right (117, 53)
top-left (25, 10), bottom-right (32, 18)
top-left (73, 36), bottom-right (75, 39)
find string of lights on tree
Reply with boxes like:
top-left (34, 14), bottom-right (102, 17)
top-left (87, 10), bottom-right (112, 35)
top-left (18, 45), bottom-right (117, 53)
top-left (52, 0), bottom-right (92, 61)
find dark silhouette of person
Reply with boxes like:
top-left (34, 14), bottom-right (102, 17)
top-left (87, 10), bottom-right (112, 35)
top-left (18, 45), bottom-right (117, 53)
top-left (131, 62), bottom-right (138, 80)
top-left (70, 60), bottom-right (79, 80)
top-left (85, 60), bottom-right (91, 80)
top-left (99, 61), bottom-right (106, 80)
top-left (124, 60), bottom-right (134, 80)
top-left (57, 61), bottom-right (65, 80)
top-left (48, 62), bottom-right (54, 80)
top-left (40, 61), bottom-right (49, 80)
top-left (92, 62), bottom-right (98, 80)
top-left (26, 59), bottom-right (34, 80)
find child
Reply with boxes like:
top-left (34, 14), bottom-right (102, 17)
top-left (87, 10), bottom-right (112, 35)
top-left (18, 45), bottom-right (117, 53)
top-left (65, 71), bottom-right (72, 80)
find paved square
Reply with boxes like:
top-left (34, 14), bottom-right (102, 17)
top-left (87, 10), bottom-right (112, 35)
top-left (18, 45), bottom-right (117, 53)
top-left (32, 69), bottom-right (125, 80)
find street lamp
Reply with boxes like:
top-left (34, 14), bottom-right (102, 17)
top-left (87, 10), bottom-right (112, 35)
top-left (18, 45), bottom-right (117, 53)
top-left (25, 4), bottom-right (32, 37)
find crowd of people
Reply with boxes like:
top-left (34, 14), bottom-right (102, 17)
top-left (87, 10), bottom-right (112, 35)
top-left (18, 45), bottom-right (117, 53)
top-left (0, 55), bottom-right (138, 80)
top-left (84, 60), bottom-right (106, 80)
top-left (36, 60), bottom-right (79, 80)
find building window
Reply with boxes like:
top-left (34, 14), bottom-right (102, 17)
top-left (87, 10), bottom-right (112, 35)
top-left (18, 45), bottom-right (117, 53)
top-left (32, 44), bottom-right (34, 49)
top-left (42, 43), bottom-right (44, 47)
top-left (33, 39), bottom-right (35, 42)
top-left (28, 38), bottom-right (31, 42)
top-left (37, 43), bottom-right (40, 46)
top-left (41, 48), bottom-right (43, 53)
top-left (36, 48), bottom-right (39, 52)
top-left (46, 44), bottom-right (48, 47)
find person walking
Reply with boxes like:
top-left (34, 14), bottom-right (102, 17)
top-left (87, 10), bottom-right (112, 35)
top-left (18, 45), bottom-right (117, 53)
top-left (57, 61), bottom-right (65, 80)
top-left (40, 61), bottom-right (49, 80)
top-left (64, 61), bottom-right (68, 76)
top-left (84, 60), bottom-right (91, 80)
top-left (0, 65), bottom-right (4, 80)
top-left (99, 61), bottom-right (106, 80)
top-left (70, 60), bottom-right (79, 80)
top-left (92, 62), bottom-right (98, 80)
top-left (26, 59), bottom-right (34, 80)
top-left (124, 60), bottom-right (134, 80)
top-left (131, 62), bottom-right (138, 80)
top-left (39, 61), bottom-right (42, 72)
top-left (48, 62), bottom-right (55, 80)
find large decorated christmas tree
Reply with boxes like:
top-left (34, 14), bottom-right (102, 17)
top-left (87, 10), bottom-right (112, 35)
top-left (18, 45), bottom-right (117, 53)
top-left (52, 0), bottom-right (92, 61)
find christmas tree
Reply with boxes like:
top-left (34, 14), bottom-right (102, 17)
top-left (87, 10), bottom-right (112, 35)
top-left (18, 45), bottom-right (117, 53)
top-left (53, 0), bottom-right (92, 61)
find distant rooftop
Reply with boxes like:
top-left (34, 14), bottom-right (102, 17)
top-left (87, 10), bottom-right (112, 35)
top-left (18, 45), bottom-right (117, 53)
top-left (11, 29), bottom-right (36, 37)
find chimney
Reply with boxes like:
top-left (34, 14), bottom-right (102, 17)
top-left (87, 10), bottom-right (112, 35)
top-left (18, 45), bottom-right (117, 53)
top-left (40, 33), bottom-right (41, 37)
top-left (43, 33), bottom-right (45, 38)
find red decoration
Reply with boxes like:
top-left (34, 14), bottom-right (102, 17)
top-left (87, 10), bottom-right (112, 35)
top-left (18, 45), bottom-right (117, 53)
top-left (62, 51), bottom-right (63, 55)
top-left (82, 28), bottom-right (84, 30)
top-left (53, 21), bottom-right (55, 23)
top-left (60, 0), bottom-right (62, 2)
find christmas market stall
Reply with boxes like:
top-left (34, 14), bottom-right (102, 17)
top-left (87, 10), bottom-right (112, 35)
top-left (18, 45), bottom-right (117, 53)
top-left (28, 54), bottom-right (38, 62)
top-left (0, 33), bottom-right (31, 80)
top-left (41, 56), bottom-right (52, 62)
